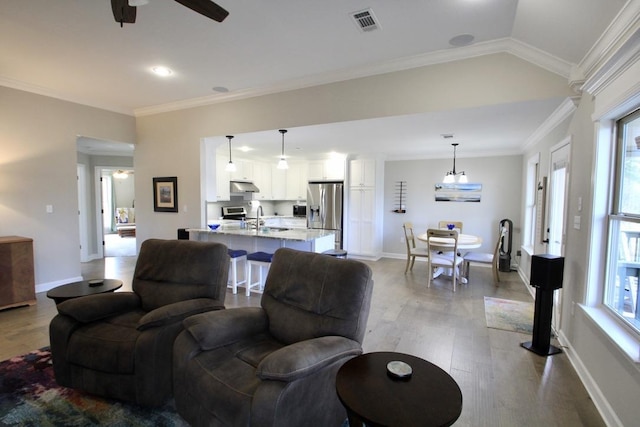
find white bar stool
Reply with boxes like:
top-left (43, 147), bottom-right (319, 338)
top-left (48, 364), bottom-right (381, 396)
top-left (227, 249), bottom-right (248, 294)
top-left (246, 251), bottom-right (273, 296)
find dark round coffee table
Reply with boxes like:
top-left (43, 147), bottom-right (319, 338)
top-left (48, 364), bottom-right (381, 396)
top-left (46, 279), bottom-right (123, 304)
top-left (336, 352), bottom-right (463, 427)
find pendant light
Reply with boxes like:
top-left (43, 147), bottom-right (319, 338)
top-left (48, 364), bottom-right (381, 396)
top-left (443, 143), bottom-right (468, 183)
top-left (277, 129), bottom-right (289, 170)
top-left (225, 135), bottom-right (237, 172)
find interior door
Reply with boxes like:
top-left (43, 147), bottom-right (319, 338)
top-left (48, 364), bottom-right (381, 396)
top-left (547, 138), bottom-right (571, 331)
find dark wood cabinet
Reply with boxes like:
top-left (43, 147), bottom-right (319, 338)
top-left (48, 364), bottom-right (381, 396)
top-left (0, 236), bottom-right (36, 310)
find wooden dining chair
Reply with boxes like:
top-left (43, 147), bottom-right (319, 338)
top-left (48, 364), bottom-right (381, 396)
top-left (402, 222), bottom-right (430, 273)
top-left (438, 221), bottom-right (463, 233)
top-left (426, 228), bottom-right (464, 292)
top-left (462, 227), bottom-right (507, 283)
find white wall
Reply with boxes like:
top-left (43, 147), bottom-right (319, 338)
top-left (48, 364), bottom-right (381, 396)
top-left (563, 63), bottom-right (640, 427)
top-left (383, 155), bottom-right (523, 258)
top-left (0, 86), bottom-right (135, 290)
top-left (517, 55), bottom-right (640, 426)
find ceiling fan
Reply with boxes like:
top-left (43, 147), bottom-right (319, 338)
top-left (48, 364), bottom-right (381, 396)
top-left (111, 0), bottom-right (229, 27)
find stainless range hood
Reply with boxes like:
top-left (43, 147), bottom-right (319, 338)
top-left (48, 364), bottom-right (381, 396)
top-left (230, 181), bottom-right (260, 193)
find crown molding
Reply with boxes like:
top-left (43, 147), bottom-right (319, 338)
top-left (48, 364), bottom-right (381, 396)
top-left (579, 0), bottom-right (640, 95)
top-left (522, 96), bottom-right (580, 150)
top-left (501, 39), bottom-right (573, 79)
top-left (386, 147), bottom-right (523, 162)
top-left (134, 38), bottom-right (574, 117)
top-left (0, 76), bottom-right (133, 116)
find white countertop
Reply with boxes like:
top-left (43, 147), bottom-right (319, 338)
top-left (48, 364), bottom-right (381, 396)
top-left (190, 227), bottom-right (334, 242)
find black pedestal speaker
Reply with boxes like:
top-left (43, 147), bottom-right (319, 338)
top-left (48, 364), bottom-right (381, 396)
top-left (521, 254), bottom-right (564, 356)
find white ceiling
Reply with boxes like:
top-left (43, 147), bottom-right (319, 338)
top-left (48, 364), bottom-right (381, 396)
top-left (2, 0), bottom-right (627, 160)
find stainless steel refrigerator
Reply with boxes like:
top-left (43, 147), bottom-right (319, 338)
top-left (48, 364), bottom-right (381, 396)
top-left (307, 181), bottom-right (344, 249)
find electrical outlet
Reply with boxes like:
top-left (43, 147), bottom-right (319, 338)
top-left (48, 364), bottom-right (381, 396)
top-left (516, 250), bottom-right (522, 257)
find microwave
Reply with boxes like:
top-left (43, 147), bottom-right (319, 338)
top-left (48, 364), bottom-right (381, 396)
top-left (293, 205), bottom-right (307, 217)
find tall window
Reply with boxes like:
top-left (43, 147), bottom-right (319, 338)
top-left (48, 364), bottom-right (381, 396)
top-left (605, 108), bottom-right (640, 331)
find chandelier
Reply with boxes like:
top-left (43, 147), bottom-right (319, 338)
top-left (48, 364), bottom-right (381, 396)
top-left (443, 143), bottom-right (468, 183)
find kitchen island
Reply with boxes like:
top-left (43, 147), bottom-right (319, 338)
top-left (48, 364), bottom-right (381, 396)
top-left (189, 226), bottom-right (335, 254)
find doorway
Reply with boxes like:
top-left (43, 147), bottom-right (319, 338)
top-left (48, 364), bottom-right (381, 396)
top-left (98, 168), bottom-right (136, 257)
top-left (77, 136), bottom-right (135, 259)
top-left (547, 137), bottom-right (571, 331)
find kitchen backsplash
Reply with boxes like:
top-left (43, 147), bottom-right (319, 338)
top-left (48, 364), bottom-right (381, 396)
top-left (206, 199), bottom-right (306, 224)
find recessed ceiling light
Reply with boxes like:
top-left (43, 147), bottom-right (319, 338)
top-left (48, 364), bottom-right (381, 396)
top-left (212, 86), bottom-right (229, 93)
top-left (238, 146), bottom-right (253, 152)
top-left (449, 34), bottom-right (475, 47)
top-left (151, 66), bottom-right (173, 77)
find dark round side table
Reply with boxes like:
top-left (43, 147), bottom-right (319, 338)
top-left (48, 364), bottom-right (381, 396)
top-left (336, 352), bottom-right (463, 427)
top-left (46, 279), bottom-right (123, 304)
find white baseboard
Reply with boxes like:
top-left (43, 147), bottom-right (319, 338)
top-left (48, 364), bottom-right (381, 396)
top-left (558, 329), bottom-right (623, 427)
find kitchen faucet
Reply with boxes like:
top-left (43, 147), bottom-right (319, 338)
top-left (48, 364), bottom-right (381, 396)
top-left (256, 206), bottom-right (263, 234)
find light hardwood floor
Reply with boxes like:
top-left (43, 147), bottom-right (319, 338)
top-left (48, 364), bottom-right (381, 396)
top-left (0, 255), bottom-right (604, 426)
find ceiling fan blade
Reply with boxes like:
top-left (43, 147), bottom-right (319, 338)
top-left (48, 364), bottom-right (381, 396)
top-left (111, 0), bottom-right (136, 24)
top-left (174, 0), bottom-right (229, 23)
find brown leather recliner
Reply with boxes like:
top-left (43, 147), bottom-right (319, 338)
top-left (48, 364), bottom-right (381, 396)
top-left (173, 247), bottom-right (374, 426)
top-left (49, 239), bottom-right (229, 406)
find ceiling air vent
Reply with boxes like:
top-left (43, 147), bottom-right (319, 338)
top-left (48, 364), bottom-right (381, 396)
top-left (351, 9), bottom-right (379, 32)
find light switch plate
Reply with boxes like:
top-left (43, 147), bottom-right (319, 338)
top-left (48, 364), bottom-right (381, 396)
top-left (573, 215), bottom-right (581, 230)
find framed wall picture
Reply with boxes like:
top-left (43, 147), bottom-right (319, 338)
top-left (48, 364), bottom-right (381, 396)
top-left (153, 177), bottom-right (178, 212)
top-left (434, 183), bottom-right (482, 202)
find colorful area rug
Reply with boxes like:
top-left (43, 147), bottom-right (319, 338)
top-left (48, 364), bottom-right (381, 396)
top-left (0, 348), bottom-right (187, 426)
top-left (484, 296), bottom-right (534, 334)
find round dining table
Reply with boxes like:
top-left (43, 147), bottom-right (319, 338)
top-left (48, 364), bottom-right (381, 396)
top-left (416, 232), bottom-right (482, 250)
top-left (416, 233), bottom-right (482, 283)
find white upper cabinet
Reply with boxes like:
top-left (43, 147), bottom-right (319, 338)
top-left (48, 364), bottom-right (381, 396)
top-left (286, 163), bottom-right (308, 200)
top-left (229, 159), bottom-right (254, 182)
top-left (252, 162), bottom-right (272, 200)
top-left (271, 166), bottom-right (287, 200)
top-left (349, 159), bottom-right (376, 187)
top-left (308, 158), bottom-right (345, 181)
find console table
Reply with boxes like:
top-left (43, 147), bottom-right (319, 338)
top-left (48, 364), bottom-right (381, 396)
top-left (0, 236), bottom-right (36, 311)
